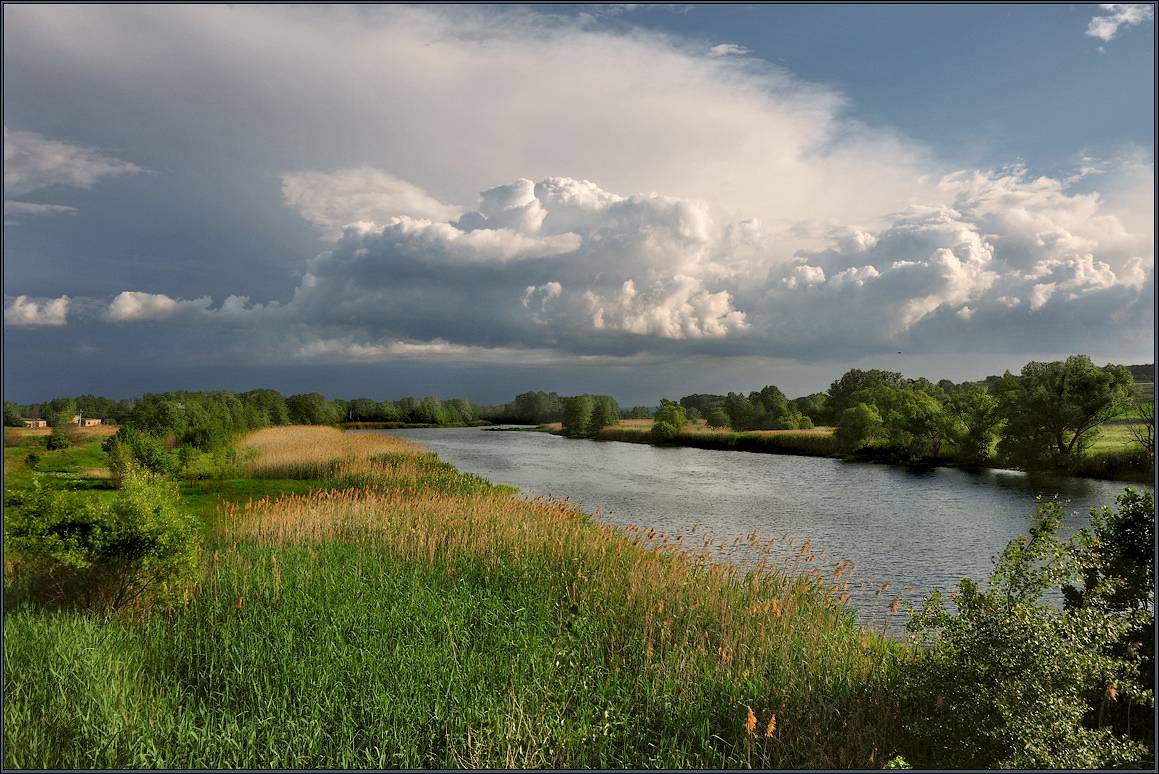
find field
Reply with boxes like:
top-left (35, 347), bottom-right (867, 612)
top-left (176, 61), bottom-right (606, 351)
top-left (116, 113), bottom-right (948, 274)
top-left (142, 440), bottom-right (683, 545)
top-left (4, 426), bottom-right (908, 769)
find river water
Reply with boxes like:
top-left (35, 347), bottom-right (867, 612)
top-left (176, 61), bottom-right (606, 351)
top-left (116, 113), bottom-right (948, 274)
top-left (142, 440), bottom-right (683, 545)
top-left (373, 427), bottom-right (1147, 620)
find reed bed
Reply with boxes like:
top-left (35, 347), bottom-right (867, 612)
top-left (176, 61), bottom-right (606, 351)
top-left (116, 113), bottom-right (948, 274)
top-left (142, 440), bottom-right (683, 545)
top-left (5, 425), bottom-right (906, 769)
top-left (596, 422), bottom-right (839, 457)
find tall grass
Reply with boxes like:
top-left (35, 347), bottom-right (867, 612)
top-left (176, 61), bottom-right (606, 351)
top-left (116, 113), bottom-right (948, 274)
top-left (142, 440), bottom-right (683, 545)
top-left (596, 422), bottom-right (840, 457)
top-left (6, 425), bottom-right (905, 769)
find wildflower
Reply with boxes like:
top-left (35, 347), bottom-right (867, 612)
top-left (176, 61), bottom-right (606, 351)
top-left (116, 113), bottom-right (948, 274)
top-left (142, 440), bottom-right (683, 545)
top-left (744, 705), bottom-right (757, 735)
top-left (765, 713), bottom-right (777, 737)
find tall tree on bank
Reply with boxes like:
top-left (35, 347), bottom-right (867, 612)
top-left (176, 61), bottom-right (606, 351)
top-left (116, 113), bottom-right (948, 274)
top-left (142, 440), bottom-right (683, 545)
top-left (996, 356), bottom-right (1134, 468)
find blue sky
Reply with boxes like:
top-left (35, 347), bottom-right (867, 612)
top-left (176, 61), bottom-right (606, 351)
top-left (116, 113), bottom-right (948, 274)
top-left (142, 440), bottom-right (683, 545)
top-left (3, 4), bottom-right (1154, 404)
top-left (558, 3), bottom-right (1155, 176)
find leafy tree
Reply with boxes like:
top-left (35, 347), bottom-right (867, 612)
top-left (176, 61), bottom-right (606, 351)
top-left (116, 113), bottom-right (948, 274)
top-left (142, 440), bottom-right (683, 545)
top-left (790, 393), bottom-right (830, 425)
top-left (996, 356), bottom-right (1134, 468)
top-left (103, 426), bottom-right (177, 485)
top-left (651, 402), bottom-right (686, 442)
top-left (902, 498), bottom-right (1152, 769)
top-left (834, 403), bottom-right (882, 452)
top-left (1127, 401), bottom-right (1154, 470)
top-left (854, 386), bottom-right (958, 462)
top-left (1064, 488), bottom-right (1155, 743)
top-left (286, 392), bottom-right (341, 425)
top-left (621, 405), bottom-right (654, 420)
top-left (346, 398), bottom-right (379, 422)
top-left (949, 384), bottom-right (1002, 465)
top-left (4, 400), bottom-right (25, 427)
top-left (679, 394), bottom-right (724, 418)
top-left (827, 368), bottom-right (905, 417)
top-left (561, 395), bottom-right (595, 437)
top-left (706, 407), bottom-right (730, 429)
top-left (589, 395), bottom-right (620, 434)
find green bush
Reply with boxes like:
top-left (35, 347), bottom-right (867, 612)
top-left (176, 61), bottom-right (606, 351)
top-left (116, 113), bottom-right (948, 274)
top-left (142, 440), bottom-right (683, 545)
top-left (650, 420), bottom-right (680, 442)
top-left (901, 498), bottom-right (1152, 769)
top-left (103, 426), bottom-right (177, 485)
top-left (24, 452), bottom-right (41, 468)
top-left (4, 473), bottom-right (199, 611)
top-left (46, 429), bottom-right (72, 451)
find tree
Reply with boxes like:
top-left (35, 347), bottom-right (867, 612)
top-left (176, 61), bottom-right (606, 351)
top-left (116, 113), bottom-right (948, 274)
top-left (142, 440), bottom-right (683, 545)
top-left (285, 393), bottom-right (341, 425)
top-left (949, 384), bottom-right (1002, 465)
top-left (834, 403), bottom-right (882, 452)
top-left (651, 402), bottom-right (686, 442)
top-left (4, 400), bottom-right (24, 427)
top-left (1127, 401), bottom-right (1154, 470)
top-left (561, 395), bottom-right (595, 436)
top-left (996, 356), bottom-right (1134, 469)
top-left (827, 368), bottom-right (905, 418)
top-left (791, 393), bottom-right (830, 425)
top-left (589, 395), bottom-right (619, 434)
top-left (706, 407), bottom-right (730, 429)
top-left (902, 497), bottom-right (1151, 769)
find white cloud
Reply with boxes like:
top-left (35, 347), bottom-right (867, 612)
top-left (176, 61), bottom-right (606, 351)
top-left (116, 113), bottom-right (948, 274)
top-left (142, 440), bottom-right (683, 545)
top-left (1087, 4), bottom-right (1154, 42)
top-left (707, 43), bottom-right (750, 58)
top-left (4, 295), bottom-right (70, 327)
top-left (781, 264), bottom-right (826, 289)
top-left (4, 127), bottom-right (143, 197)
top-left (282, 167), bottom-right (461, 237)
top-left (106, 291), bottom-right (213, 322)
top-left (4, 126), bottom-right (145, 220)
top-left (4, 200), bottom-right (78, 224)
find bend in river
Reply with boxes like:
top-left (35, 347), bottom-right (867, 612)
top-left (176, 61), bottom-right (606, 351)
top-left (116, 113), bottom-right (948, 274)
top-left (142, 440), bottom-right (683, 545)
top-left (371, 427), bottom-right (1147, 622)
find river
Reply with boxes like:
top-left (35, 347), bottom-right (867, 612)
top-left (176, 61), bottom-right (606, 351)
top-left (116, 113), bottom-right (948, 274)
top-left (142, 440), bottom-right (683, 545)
top-left (372, 427), bottom-right (1148, 621)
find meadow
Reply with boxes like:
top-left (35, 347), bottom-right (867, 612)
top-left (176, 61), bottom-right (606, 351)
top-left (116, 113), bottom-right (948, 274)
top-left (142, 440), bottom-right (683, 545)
top-left (4, 426), bottom-right (910, 769)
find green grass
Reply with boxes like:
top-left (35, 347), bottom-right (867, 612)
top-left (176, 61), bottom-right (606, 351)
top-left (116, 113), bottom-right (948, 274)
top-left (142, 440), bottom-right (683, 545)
top-left (4, 428), bottom-right (908, 769)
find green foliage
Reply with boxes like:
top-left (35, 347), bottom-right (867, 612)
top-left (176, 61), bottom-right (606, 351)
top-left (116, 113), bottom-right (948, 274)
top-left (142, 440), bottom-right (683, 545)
top-left (902, 498), bottom-right (1152, 769)
top-left (24, 451), bottom-right (41, 468)
top-left (997, 356), bottom-right (1135, 469)
top-left (589, 395), bottom-right (620, 434)
top-left (561, 395), bottom-right (595, 436)
top-left (706, 407), bottom-right (730, 429)
top-left (104, 426), bottom-right (177, 485)
top-left (651, 402), bottom-right (686, 442)
top-left (948, 384), bottom-right (1002, 465)
top-left (46, 428), bottom-right (72, 451)
top-left (827, 368), bottom-right (905, 418)
top-left (286, 392), bottom-right (343, 425)
top-left (4, 399), bottom-right (25, 427)
top-left (4, 473), bottom-right (199, 611)
top-left (834, 403), bottom-right (882, 452)
top-left (851, 386), bottom-right (960, 463)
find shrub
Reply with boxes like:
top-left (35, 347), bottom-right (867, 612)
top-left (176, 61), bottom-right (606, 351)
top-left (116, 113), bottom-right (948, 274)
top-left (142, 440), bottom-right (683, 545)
top-left (4, 473), bottom-right (199, 611)
top-left (651, 402), bottom-right (686, 438)
top-left (24, 452), bottom-right (41, 468)
top-left (46, 429), bottom-right (72, 451)
top-left (901, 498), bottom-right (1151, 769)
top-left (103, 426), bottom-right (176, 485)
top-left (650, 420), bottom-right (680, 442)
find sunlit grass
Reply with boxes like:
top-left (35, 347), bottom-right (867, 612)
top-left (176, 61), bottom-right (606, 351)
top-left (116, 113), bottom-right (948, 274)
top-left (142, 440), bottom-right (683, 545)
top-left (5, 425), bottom-right (907, 769)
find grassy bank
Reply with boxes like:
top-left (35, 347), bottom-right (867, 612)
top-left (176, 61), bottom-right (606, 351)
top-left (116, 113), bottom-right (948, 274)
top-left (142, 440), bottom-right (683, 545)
top-left (556, 419), bottom-right (1152, 482)
top-left (4, 426), bottom-right (907, 769)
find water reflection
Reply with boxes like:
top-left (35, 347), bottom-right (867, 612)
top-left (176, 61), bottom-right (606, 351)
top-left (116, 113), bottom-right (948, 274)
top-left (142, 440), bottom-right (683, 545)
top-left (375, 428), bottom-right (1149, 624)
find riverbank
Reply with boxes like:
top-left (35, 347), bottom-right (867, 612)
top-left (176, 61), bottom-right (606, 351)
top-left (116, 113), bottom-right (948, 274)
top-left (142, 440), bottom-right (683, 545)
top-left (4, 426), bottom-right (908, 769)
top-left (541, 419), bottom-right (1153, 484)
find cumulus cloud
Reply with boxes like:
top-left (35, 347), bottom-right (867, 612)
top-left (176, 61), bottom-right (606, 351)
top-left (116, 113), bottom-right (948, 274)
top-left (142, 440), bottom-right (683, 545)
top-left (282, 167), bottom-right (461, 237)
top-left (4, 295), bottom-right (70, 327)
top-left (1086, 3), bottom-right (1154, 42)
top-left (106, 291), bottom-right (214, 322)
top-left (2, 4), bottom-right (1152, 372)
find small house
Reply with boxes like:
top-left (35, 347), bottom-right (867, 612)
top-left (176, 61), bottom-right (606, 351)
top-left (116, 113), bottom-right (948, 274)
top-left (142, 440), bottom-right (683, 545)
top-left (78, 417), bottom-right (103, 427)
top-left (22, 419), bottom-right (48, 429)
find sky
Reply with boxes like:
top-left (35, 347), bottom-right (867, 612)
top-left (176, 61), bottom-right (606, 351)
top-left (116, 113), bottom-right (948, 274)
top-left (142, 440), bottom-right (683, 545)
top-left (3, 3), bottom-right (1155, 405)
